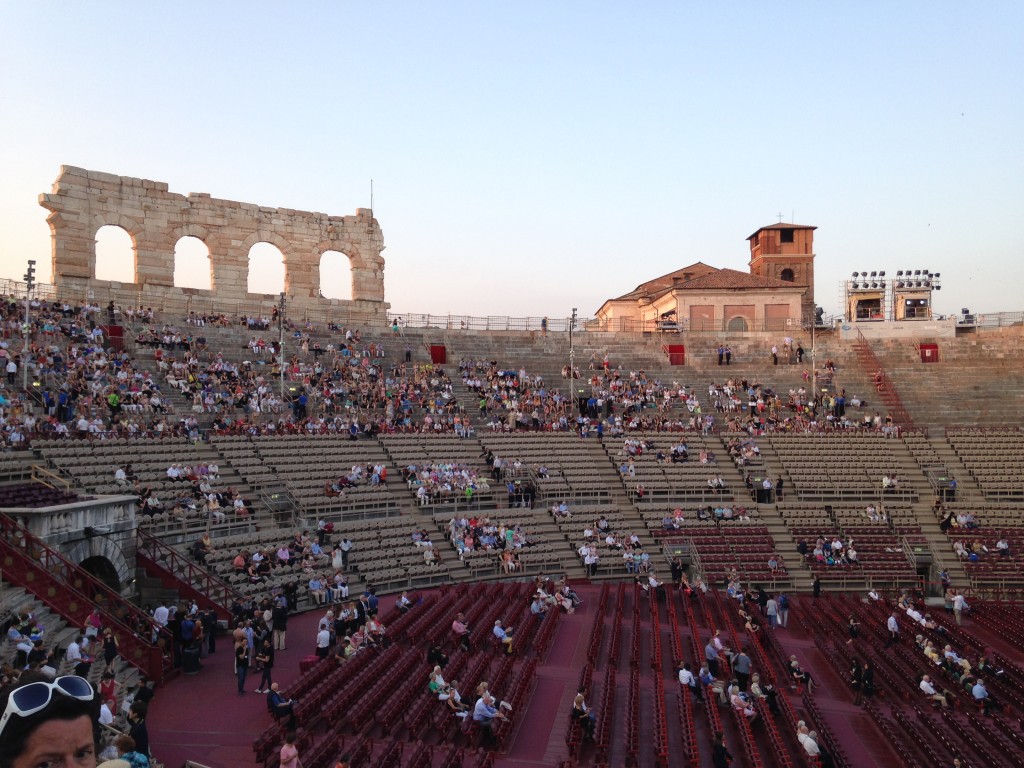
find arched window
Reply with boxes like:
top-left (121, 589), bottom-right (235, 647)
top-left (780, 268), bottom-right (795, 282)
top-left (94, 225), bottom-right (136, 282)
top-left (247, 243), bottom-right (286, 295)
top-left (173, 236), bottom-right (213, 290)
top-left (727, 316), bottom-right (749, 332)
top-left (319, 250), bottom-right (352, 300)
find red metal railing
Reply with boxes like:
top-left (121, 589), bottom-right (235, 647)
top-left (0, 513), bottom-right (173, 683)
top-left (852, 327), bottom-right (915, 429)
top-left (135, 527), bottom-right (243, 620)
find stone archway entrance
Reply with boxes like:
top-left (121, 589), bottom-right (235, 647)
top-left (727, 316), bottom-right (749, 331)
top-left (80, 555), bottom-right (121, 593)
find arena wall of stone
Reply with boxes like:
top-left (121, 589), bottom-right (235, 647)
top-left (40, 165), bottom-right (388, 321)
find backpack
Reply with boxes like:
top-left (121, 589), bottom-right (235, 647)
top-left (778, 594), bottom-right (789, 610)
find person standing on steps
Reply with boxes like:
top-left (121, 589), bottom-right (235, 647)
top-left (777, 593), bottom-right (790, 628)
top-left (234, 638), bottom-right (249, 695)
top-left (850, 658), bottom-right (864, 705)
top-left (884, 612), bottom-right (900, 648)
top-left (812, 575), bottom-right (821, 598)
top-left (712, 731), bottom-right (733, 768)
top-left (254, 638), bottom-right (274, 694)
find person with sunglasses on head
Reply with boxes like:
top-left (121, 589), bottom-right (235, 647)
top-left (0, 671), bottom-right (99, 768)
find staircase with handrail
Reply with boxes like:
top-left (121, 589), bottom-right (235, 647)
top-left (0, 513), bottom-right (175, 683)
top-left (852, 327), bottom-right (916, 429)
top-left (135, 527), bottom-right (244, 620)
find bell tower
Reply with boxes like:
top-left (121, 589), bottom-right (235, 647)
top-left (747, 222), bottom-right (817, 323)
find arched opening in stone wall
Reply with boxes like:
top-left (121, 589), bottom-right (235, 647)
top-left (319, 250), bottom-right (352, 300)
top-left (79, 555), bottom-right (121, 592)
top-left (173, 236), bottom-right (213, 290)
top-left (247, 243), bottom-right (286, 295)
top-left (727, 316), bottom-right (749, 332)
top-left (94, 225), bottom-right (137, 283)
top-left (780, 268), bottom-right (795, 282)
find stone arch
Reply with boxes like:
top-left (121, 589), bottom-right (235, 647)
top-left (61, 536), bottom-right (131, 591)
top-left (247, 241), bottom-right (287, 296)
top-left (80, 555), bottom-right (121, 593)
top-left (94, 225), bottom-right (138, 283)
top-left (727, 316), bottom-right (749, 332)
top-left (319, 250), bottom-right (353, 300)
top-left (173, 236), bottom-right (213, 290)
top-left (314, 237), bottom-right (384, 303)
top-left (239, 229), bottom-right (292, 257)
top-left (780, 268), bottom-right (795, 282)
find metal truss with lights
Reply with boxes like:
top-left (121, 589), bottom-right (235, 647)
top-left (843, 268), bottom-right (941, 322)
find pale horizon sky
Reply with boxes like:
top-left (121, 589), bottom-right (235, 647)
top-left (1, 2), bottom-right (1022, 319)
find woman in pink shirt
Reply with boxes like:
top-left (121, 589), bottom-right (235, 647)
top-left (279, 732), bottom-right (300, 768)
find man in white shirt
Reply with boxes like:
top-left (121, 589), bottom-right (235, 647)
top-left (153, 603), bottom-right (169, 627)
top-left (953, 592), bottom-right (969, 626)
top-left (919, 675), bottom-right (949, 708)
top-left (884, 613), bottom-right (899, 647)
top-left (315, 625), bottom-right (332, 658)
top-left (98, 700), bottom-right (115, 726)
top-left (678, 662), bottom-right (702, 701)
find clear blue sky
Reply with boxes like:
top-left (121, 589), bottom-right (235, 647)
top-left (1, 2), bottom-right (1022, 319)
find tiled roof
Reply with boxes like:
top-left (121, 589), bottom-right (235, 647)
top-left (610, 262), bottom-right (718, 301)
top-left (671, 268), bottom-right (799, 291)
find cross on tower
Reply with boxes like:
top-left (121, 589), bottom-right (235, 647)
top-left (777, 212), bottom-right (784, 223)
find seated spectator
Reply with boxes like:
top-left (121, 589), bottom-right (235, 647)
top-left (472, 691), bottom-right (508, 742)
top-left (492, 620), bottom-right (514, 655)
top-left (790, 656), bottom-right (817, 692)
top-left (444, 678), bottom-right (469, 717)
top-left (266, 682), bottom-right (297, 729)
top-left (972, 678), bottom-right (994, 715)
top-left (919, 674), bottom-right (951, 709)
top-left (308, 575), bottom-right (327, 605)
top-left (698, 663), bottom-right (727, 704)
top-left (749, 673), bottom-right (779, 714)
top-left (730, 686), bottom-right (757, 720)
top-left (678, 661), bottom-right (703, 702)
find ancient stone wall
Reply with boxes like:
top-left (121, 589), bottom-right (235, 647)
top-left (40, 166), bottom-right (387, 320)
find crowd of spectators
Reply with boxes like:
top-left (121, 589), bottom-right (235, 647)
top-left (443, 514), bottom-right (536, 564)
top-left (404, 461), bottom-right (490, 505)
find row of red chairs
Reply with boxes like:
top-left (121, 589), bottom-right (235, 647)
top-left (890, 706), bottom-right (945, 766)
top-left (862, 700), bottom-right (923, 768)
top-left (338, 647), bottom-right (423, 732)
top-left (726, 593), bottom-right (846, 768)
top-left (564, 664), bottom-right (592, 759)
top-left (594, 663), bottom-right (616, 761)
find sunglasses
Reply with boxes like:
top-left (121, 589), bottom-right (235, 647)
top-left (0, 676), bottom-right (94, 739)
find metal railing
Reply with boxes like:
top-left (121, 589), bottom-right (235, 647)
top-left (5, 274), bottom-right (1024, 333)
top-left (852, 327), bottom-right (915, 429)
top-left (30, 464), bottom-right (71, 493)
top-left (0, 513), bottom-right (174, 682)
top-left (135, 527), bottom-right (244, 619)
